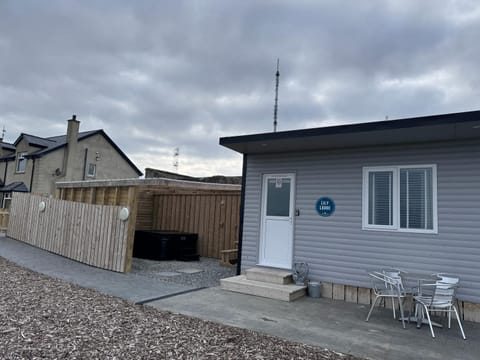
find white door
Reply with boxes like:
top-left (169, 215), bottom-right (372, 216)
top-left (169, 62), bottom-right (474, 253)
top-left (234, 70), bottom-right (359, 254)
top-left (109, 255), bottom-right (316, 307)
top-left (258, 174), bottom-right (295, 269)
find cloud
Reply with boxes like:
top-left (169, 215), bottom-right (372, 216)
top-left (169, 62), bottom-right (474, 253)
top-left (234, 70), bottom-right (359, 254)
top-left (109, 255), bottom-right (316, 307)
top-left (1, 0), bottom-right (479, 176)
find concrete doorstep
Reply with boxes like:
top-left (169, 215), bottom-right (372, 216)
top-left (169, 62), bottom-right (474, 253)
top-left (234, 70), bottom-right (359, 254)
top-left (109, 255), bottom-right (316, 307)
top-left (221, 275), bottom-right (306, 301)
top-left (221, 266), bottom-right (307, 301)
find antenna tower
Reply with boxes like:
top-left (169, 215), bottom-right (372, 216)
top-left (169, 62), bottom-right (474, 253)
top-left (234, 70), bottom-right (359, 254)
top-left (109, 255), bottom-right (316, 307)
top-left (173, 147), bottom-right (180, 173)
top-left (273, 58), bottom-right (280, 132)
top-left (0, 126), bottom-right (5, 141)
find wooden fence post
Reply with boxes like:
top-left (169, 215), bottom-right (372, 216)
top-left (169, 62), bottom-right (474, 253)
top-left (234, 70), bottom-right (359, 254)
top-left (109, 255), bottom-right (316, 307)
top-left (123, 186), bottom-right (139, 272)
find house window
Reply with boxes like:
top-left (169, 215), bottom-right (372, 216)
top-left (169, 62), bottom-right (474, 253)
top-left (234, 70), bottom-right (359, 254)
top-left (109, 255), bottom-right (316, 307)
top-left (2, 192), bottom-right (12, 209)
top-left (363, 165), bottom-right (437, 233)
top-left (87, 163), bottom-right (96, 177)
top-left (16, 152), bottom-right (27, 173)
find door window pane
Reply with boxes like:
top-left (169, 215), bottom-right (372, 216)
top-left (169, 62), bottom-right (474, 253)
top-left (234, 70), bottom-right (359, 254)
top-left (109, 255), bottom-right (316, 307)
top-left (266, 178), bottom-right (290, 216)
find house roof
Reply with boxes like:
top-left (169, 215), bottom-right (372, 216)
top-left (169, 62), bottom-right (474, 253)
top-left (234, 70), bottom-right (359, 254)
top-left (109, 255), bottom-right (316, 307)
top-left (13, 130), bottom-right (142, 176)
top-left (219, 110), bottom-right (480, 155)
top-left (0, 154), bottom-right (15, 162)
top-left (24, 130), bottom-right (98, 157)
top-left (0, 181), bottom-right (28, 192)
top-left (0, 141), bottom-right (15, 151)
top-left (15, 133), bottom-right (57, 148)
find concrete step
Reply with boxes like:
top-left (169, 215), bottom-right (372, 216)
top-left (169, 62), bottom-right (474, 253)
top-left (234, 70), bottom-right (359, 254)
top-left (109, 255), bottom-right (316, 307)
top-left (245, 267), bottom-right (293, 285)
top-left (220, 275), bottom-right (306, 302)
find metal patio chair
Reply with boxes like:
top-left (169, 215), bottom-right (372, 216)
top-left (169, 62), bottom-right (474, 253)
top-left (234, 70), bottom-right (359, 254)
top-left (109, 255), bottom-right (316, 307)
top-left (366, 269), bottom-right (407, 328)
top-left (432, 274), bottom-right (463, 325)
top-left (414, 277), bottom-right (466, 339)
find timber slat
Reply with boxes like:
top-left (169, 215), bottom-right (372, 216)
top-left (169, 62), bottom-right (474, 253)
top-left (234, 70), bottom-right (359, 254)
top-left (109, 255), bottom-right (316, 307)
top-left (8, 193), bottom-right (129, 272)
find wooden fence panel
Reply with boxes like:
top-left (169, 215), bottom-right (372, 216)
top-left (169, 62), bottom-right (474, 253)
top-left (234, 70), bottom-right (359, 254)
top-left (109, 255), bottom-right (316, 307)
top-left (7, 193), bottom-right (131, 272)
top-left (56, 180), bottom-right (241, 260)
top-left (152, 192), bottom-right (240, 258)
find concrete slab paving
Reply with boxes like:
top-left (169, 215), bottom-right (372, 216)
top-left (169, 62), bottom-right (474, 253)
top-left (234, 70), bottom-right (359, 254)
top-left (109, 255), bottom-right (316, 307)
top-left (157, 271), bottom-right (182, 277)
top-left (176, 268), bottom-right (204, 274)
top-left (0, 236), bottom-right (195, 303)
top-left (149, 287), bottom-right (480, 360)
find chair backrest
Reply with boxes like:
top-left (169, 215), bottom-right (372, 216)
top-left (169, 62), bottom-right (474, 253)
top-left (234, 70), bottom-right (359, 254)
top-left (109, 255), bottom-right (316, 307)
top-left (431, 281), bottom-right (458, 306)
top-left (435, 274), bottom-right (459, 285)
top-left (368, 270), bottom-right (403, 295)
top-left (382, 269), bottom-right (405, 291)
top-left (429, 274), bottom-right (459, 304)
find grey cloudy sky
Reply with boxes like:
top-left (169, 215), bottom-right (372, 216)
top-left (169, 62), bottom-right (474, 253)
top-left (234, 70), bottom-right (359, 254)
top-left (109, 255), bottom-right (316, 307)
top-left (1, 1), bottom-right (479, 176)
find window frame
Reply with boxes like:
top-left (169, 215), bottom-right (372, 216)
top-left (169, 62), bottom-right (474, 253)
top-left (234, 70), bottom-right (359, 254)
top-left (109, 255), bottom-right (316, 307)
top-left (2, 192), bottom-right (12, 209)
top-left (16, 152), bottom-right (27, 173)
top-left (87, 163), bottom-right (96, 178)
top-left (362, 164), bottom-right (438, 234)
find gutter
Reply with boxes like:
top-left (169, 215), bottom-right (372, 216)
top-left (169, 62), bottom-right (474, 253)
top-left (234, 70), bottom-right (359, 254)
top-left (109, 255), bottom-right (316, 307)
top-left (29, 158), bottom-right (36, 192)
top-left (236, 154), bottom-right (247, 276)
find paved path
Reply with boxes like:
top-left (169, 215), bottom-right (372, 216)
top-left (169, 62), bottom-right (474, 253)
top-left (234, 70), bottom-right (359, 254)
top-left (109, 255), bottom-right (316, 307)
top-left (2, 234), bottom-right (480, 360)
top-left (150, 287), bottom-right (480, 360)
top-left (0, 235), bottom-right (195, 303)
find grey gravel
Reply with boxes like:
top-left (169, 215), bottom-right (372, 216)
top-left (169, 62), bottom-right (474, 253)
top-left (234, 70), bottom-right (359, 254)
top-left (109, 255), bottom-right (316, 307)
top-left (0, 257), bottom-right (363, 360)
top-left (130, 257), bottom-right (236, 288)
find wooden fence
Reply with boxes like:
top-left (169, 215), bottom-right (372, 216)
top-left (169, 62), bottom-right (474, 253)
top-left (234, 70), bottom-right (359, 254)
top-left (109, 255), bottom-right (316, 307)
top-left (8, 193), bottom-right (134, 272)
top-left (0, 209), bottom-right (8, 232)
top-left (152, 191), bottom-right (240, 258)
top-left (56, 178), bottom-right (241, 259)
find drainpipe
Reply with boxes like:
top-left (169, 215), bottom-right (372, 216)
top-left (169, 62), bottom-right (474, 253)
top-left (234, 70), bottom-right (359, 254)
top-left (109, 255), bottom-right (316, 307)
top-left (236, 154), bottom-right (248, 276)
top-left (2, 159), bottom-right (7, 184)
top-left (82, 148), bottom-right (88, 180)
top-left (29, 158), bottom-right (36, 193)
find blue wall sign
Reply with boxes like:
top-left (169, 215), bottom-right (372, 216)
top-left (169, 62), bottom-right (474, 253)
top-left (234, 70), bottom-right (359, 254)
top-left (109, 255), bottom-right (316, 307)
top-left (316, 197), bottom-right (335, 217)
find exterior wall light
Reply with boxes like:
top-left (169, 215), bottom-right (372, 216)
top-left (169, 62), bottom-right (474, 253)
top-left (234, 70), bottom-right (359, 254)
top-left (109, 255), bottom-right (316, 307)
top-left (119, 207), bottom-right (129, 221)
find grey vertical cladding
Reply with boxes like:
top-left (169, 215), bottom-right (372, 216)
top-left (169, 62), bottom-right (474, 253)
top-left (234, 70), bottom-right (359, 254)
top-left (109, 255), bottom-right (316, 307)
top-left (241, 139), bottom-right (480, 303)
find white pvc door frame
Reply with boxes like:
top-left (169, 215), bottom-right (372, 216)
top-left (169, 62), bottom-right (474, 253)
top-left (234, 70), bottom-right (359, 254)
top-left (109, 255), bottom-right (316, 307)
top-left (258, 173), bottom-right (295, 269)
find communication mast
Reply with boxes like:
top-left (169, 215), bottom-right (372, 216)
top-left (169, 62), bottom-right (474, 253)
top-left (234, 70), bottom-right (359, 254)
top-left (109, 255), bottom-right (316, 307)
top-left (273, 58), bottom-right (280, 132)
top-left (173, 147), bottom-right (180, 173)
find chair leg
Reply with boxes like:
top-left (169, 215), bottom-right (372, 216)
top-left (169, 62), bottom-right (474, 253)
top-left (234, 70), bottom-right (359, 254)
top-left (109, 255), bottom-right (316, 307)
top-left (391, 297), bottom-right (396, 319)
top-left (398, 296), bottom-right (405, 329)
top-left (415, 303), bottom-right (423, 329)
top-left (366, 295), bottom-right (380, 322)
top-left (423, 306), bottom-right (435, 338)
top-left (405, 297), bottom-right (413, 324)
top-left (448, 306), bottom-right (452, 329)
top-left (453, 306), bottom-right (467, 340)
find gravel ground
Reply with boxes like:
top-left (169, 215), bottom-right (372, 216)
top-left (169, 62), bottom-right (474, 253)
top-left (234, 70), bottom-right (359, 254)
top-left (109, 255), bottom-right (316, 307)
top-left (130, 257), bottom-right (236, 288)
top-left (0, 257), bottom-right (364, 360)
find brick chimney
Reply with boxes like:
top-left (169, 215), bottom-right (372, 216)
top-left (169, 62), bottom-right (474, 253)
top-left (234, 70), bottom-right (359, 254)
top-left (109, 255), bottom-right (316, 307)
top-left (63, 114), bottom-right (80, 180)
